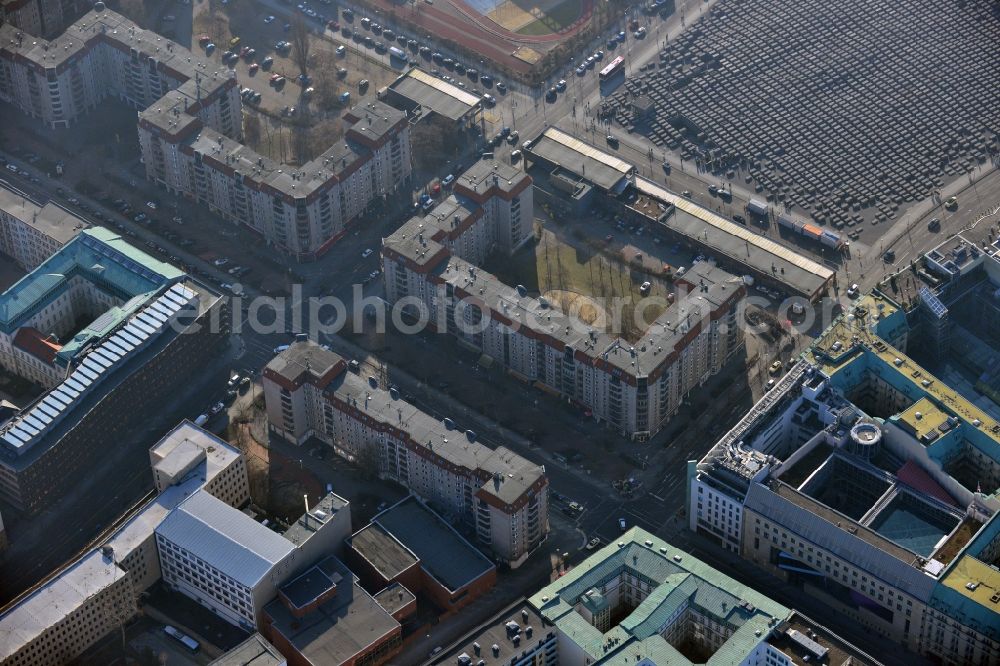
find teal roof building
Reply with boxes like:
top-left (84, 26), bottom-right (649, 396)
top-left (528, 528), bottom-right (878, 665)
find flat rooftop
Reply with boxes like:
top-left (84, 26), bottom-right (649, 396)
top-left (767, 612), bottom-right (881, 666)
top-left (350, 524), bottom-right (418, 581)
top-left (280, 560), bottom-right (344, 611)
top-left (636, 177), bottom-right (834, 299)
top-left (328, 365), bottom-right (544, 505)
top-left (264, 340), bottom-right (343, 387)
top-left (0, 550), bottom-right (126, 662)
top-left (282, 491), bottom-right (350, 548)
top-left (374, 498), bottom-right (495, 593)
top-left (530, 127), bottom-right (635, 193)
top-left (0, 227), bottom-right (183, 331)
top-left (430, 601), bottom-right (551, 665)
top-left (264, 556), bottom-right (399, 666)
top-left (388, 68), bottom-right (481, 122)
top-left (0, 186), bottom-right (87, 249)
top-left (209, 633), bottom-right (285, 666)
top-left (373, 583), bottom-right (414, 616)
top-left (939, 554), bottom-right (1000, 611)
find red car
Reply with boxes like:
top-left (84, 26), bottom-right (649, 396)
top-left (269, 73), bottom-right (282, 83)
top-left (327, 20), bottom-right (339, 30)
top-left (239, 45), bottom-right (250, 57)
top-left (198, 34), bottom-right (210, 46)
top-left (248, 63), bottom-right (259, 74)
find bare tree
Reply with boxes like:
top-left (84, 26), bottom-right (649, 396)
top-left (290, 15), bottom-right (312, 77)
top-left (355, 442), bottom-right (381, 480)
top-left (311, 52), bottom-right (342, 108)
top-left (243, 114), bottom-right (262, 148)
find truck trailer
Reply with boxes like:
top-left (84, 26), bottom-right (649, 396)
top-left (778, 214), bottom-right (845, 250)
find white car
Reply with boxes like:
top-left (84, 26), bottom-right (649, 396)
top-left (273, 344), bottom-right (290, 354)
top-left (847, 283), bottom-right (860, 298)
top-left (361, 248), bottom-right (374, 258)
top-left (264, 15), bottom-right (275, 23)
top-left (145, 201), bottom-right (158, 209)
top-left (619, 517), bottom-right (627, 531)
top-left (213, 258), bottom-right (229, 267)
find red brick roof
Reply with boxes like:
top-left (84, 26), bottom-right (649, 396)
top-left (12, 327), bottom-right (61, 364)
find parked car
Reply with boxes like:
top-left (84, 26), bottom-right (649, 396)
top-left (361, 248), bottom-right (374, 258)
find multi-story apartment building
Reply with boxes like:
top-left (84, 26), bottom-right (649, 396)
top-left (0, 227), bottom-right (229, 512)
top-left (0, 0), bottom-right (88, 38)
top-left (0, 8), bottom-right (412, 259)
top-left (0, 183), bottom-right (86, 271)
top-left (688, 291), bottom-right (1000, 665)
top-left (263, 340), bottom-right (549, 567)
top-left (139, 96), bottom-right (411, 259)
top-left (506, 527), bottom-right (880, 666)
top-left (382, 168), bottom-right (745, 439)
top-left (0, 421), bottom-right (248, 666)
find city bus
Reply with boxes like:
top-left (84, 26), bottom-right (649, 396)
top-left (163, 625), bottom-right (200, 653)
top-left (599, 55), bottom-right (626, 81)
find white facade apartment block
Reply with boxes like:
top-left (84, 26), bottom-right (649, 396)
top-left (1, 9), bottom-right (401, 258)
top-left (0, 194), bottom-right (83, 271)
top-left (263, 342), bottom-right (549, 566)
top-left (0, 551), bottom-right (136, 666)
top-left (139, 100), bottom-right (410, 259)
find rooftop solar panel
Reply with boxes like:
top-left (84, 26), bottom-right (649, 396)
top-left (48, 389), bottom-right (71, 406)
top-left (63, 377), bottom-right (86, 394)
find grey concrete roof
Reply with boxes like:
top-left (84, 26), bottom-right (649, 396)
top-left (373, 583), bottom-right (414, 616)
top-left (635, 177), bottom-right (835, 298)
top-left (388, 68), bottom-right (481, 121)
top-left (209, 633), bottom-right (285, 666)
top-left (328, 368), bottom-right (545, 505)
top-left (264, 340), bottom-right (343, 385)
top-left (350, 524), bottom-right (418, 580)
top-left (430, 601), bottom-right (552, 666)
top-left (375, 498), bottom-right (495, 592)
top-left (528, 127), bottom-right (635, 192)
top-left (156, 490), bottom-right (294, 588)
top-left (0, 9), bottom-right (227, 80)
top-left (0, 185), bottom-right (88, 246)
top-left (282, 491), bottom-right (350, 548)
top-left (344, 98), bottom-right (407, 144)
top-left (0, 550), bottom-right (127, 662)
top-left (456, 160), bottom-right (526, 198)
top-left (264, 556), bottom-right (399, 666)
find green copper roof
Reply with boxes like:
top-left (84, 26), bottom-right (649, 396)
top-left (528, 528), bottom-right (789, 665)
top-left (0, 227), bottom-right (183, 333)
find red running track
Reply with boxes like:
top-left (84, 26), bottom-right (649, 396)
top-left (360, 0), bottom-right (593, 75)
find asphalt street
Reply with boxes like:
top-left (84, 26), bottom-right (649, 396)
top-left (1, 0), bottom-right (996, 660)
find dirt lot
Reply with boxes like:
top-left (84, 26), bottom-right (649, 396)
top-left (193, 2), bottom-right (400, 163)
top-left (485, 222), bottom-right (674, 341)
